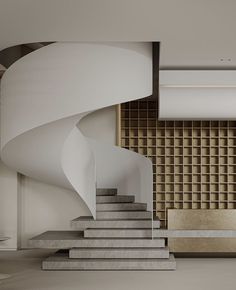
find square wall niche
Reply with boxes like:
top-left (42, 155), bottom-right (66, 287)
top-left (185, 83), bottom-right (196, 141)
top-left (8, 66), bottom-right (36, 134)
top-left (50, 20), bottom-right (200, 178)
top-left (120, 99), bottom-right (236, 228)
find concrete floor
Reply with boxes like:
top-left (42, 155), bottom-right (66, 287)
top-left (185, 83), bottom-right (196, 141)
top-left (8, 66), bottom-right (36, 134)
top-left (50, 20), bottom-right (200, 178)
top-left (0, 250), bottom-right (236, 290)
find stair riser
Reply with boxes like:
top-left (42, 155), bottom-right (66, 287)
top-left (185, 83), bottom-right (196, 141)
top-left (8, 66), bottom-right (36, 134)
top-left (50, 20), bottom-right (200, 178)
top-left (29, 239), bottom-right (165, 248)
top-left (69, 249), bottom-right (169, 259)
top-left (96, 203), bottom-right (147, 211)
top-left (71, 220), bottom-right (160, 229)
top-left (84, 229), bottom-right (154, 238)
top-left (96, 196), bottom-right (134, 203)
top-left (96, 211), bottom-right (152, 220)
top-left (96, 189), bottom-right (117, 196)
top-left (42, 259), bottom-right (176, 271)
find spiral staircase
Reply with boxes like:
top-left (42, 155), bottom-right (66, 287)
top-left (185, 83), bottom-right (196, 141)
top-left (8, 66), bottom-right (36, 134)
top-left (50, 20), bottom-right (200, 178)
top-left (0, 42), bottom-right (176, 270)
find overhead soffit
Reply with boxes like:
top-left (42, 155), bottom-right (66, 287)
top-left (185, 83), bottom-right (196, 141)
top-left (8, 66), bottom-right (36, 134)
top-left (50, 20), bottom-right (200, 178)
top-left (0, 0), bottom-right (236, 69)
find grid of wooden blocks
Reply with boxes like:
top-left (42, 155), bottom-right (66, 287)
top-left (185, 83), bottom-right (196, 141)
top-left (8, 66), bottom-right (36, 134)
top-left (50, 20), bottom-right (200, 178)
top-left (120, 99), bottom-right (236, 228)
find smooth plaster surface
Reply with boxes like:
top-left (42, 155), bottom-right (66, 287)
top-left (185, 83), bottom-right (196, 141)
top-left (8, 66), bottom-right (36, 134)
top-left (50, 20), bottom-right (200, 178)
top-left (0, 250), bottom-right (236, 290)
top-left (1, 0), bottom-right (236, 69)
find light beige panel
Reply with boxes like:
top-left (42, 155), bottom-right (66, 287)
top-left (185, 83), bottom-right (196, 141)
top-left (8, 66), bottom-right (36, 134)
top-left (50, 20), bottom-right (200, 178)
top-left (168, 209), bottom-right (236, 252)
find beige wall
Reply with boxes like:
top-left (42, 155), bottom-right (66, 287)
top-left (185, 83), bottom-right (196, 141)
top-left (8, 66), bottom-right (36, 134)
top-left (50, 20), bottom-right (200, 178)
top-left (0, 160), bottom-right (18, 250)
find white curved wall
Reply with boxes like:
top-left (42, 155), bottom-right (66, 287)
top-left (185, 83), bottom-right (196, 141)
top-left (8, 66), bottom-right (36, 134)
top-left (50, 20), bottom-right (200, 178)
top-left (15, 106), bottom-right (115, 249)
top-left (1, 42), bottom-right (153, 219)
top-left (79, 106), bottom-right (117, 145)
top-left (1, 42), bottom-right (152, 148)
top-left (79, 106), bottom-right (153, 210)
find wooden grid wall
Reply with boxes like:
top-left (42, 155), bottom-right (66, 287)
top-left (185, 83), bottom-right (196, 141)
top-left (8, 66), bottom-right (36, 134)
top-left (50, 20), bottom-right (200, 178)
top-left (120, 99), bottom-right (236, 228)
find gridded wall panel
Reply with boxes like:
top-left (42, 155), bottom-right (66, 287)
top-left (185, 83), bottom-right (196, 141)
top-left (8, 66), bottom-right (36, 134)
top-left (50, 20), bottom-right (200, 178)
top-left (120, 99), bottom-right (236, 228)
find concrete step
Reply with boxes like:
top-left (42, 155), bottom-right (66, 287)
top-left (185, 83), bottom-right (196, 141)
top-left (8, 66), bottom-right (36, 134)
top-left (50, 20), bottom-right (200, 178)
top-left (69, 247), bottom-right (170, 259)
top-left (96, 188), bottom-right (117, 196)
top-left (84, 228), bottom-right (155, 238)
top-left (96, 202), bottom-right (147, 211)
top-left (29, 231), bottom-right (165, 248)
top-left (42, 251), bottom-right (176, 270)
top-left (71, 216), bottom-right (160, 229)
top-left (96, 211), bottom-right (152, 220)
top-left (96, 195), bottom-right (135, 204)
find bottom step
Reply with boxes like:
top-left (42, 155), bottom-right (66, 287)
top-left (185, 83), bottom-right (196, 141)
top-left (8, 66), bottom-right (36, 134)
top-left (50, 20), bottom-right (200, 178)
top-left (42, 251), bottom-right (176, 270)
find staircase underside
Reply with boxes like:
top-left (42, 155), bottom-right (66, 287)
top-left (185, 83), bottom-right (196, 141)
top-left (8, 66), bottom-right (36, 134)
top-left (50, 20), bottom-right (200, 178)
top-left (30, 189), bottom-right (176, 270)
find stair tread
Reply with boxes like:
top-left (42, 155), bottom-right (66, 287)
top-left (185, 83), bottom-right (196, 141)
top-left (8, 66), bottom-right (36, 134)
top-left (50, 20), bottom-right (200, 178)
top-left (47, 252), bottom-right (175, 261)
top-left (97, 195), bottom-right (134, 198)
top-left (97, 203), bottom-right (146, 206)
top-left (97, 188), bottom-right (117, 190)
top-left (29, 231), bottom-right (166, 249)
top-left (30, 230), bottom-right (165, 240)
top-left (30, 231), bottom-right (84, 240)
top-left (29, 230), bottom-right (164, 241)
top-left (71, 247), bottom-right (169, 251)
top-left (73, 216), bottom-right (159, 221)
top-left (97, 202), bottom-right (146, 205)
top-left (85, 228), bottom-right (155, 230)
top-left (45, 251), bottom-right (175, 261)
top-left (96, 210), bottom-right (152, 213)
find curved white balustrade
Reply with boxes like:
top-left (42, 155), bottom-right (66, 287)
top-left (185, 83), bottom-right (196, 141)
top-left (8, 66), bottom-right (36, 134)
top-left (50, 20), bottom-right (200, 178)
top-left (89, 139), bottom-right (153, 212)
top-left (0, 42), bottom-right (153, 218)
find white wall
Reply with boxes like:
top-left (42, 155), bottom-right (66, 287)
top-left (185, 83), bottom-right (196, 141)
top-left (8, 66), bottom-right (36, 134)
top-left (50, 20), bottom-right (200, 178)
top-left (19, 176), bottom-right (89, 248)
top-left (0, 160), bottom-right (18, 250)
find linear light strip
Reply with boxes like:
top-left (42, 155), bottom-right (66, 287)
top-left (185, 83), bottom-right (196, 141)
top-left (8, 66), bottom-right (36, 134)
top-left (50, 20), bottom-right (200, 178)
top-left (160, 85), bottom-right (236, 88)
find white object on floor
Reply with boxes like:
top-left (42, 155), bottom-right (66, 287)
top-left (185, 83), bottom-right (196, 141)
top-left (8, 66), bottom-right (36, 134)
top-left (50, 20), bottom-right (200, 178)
top-left (0, 237), bottom-right (11, 279)
top-left (0, 237), bottom-right (10, 241)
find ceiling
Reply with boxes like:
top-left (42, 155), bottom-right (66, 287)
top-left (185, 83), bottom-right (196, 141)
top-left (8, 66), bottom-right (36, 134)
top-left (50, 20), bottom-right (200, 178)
top-left (0, 0), bottom-right (236, 69)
